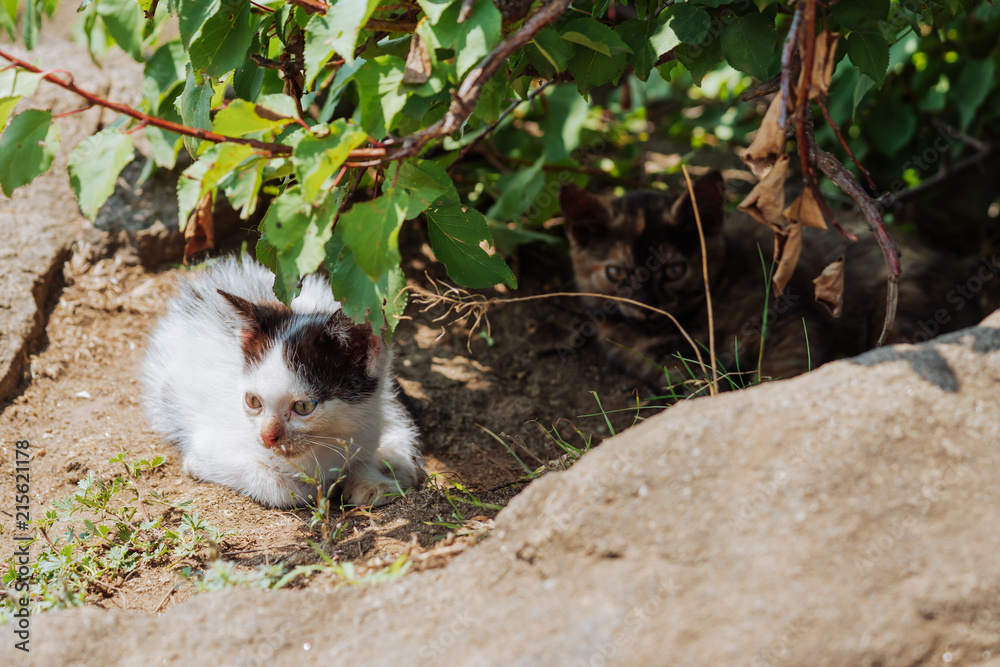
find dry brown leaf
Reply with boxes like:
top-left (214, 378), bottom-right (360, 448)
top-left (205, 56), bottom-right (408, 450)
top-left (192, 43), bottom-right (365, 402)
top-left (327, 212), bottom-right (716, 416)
top-left (403, 31), bottom-right (432, 84)
top-left (183, 193), bottom-right (215, 265)
top-left (771, 223), bottom-right (803, 296)
top-left (741, 93), bottom-right (786, 178)
top-left (783, 186), bottom-right (828, 230)
top-left (738, 153), bottom-right (790, 232)
top-left (801, 31), bottom-right (841, 99)
top-left (813, 256), bottom-right (845, 318)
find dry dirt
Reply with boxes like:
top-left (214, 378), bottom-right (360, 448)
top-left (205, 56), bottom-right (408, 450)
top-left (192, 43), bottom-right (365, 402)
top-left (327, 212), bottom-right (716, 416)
top-left (0, 228), bottom-right (643, 615)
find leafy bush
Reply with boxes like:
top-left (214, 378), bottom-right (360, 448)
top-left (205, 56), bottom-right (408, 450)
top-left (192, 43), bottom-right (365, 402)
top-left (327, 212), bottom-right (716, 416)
top-left (0, 0), bottom-right (996, 335)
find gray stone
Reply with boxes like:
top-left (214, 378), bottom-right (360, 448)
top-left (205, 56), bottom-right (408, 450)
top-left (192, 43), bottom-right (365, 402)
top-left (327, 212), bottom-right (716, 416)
top-left (14, 310), bottom-right (1000, 666)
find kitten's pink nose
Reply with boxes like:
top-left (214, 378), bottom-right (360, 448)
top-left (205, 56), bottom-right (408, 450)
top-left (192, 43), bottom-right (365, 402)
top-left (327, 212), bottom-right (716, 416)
top-left (261, 424), bottom-right (284, 449)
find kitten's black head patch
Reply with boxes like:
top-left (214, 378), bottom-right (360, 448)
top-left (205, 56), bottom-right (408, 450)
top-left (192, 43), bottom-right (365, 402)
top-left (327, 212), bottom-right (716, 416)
top-left (218, 290), bottom-right (293, 366)
top-left (285, 311), bottom-right (380, 403)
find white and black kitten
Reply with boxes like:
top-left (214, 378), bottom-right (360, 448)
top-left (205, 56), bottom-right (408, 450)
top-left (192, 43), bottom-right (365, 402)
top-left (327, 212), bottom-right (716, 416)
top-left (141, 257), bottom-right (424, 509)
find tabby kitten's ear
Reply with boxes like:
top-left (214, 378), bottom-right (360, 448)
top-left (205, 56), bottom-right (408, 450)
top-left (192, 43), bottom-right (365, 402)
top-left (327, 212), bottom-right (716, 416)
top-left (669, 170), bottom-right (725, 235)
top-left (560, 184), bottom-right (611, 247)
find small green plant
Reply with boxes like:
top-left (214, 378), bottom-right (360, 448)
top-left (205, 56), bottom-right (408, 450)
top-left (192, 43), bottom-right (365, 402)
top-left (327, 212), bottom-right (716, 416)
top-left (423, 473), bottom-right (504, 535)
top-left (0, 453), bottom-right (231, 621)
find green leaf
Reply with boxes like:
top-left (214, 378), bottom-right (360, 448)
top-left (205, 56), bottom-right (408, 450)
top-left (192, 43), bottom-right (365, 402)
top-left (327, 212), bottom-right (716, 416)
top-left (676, 35), bottom-right (724, 86)
top-left (567, 47), bottom-right (628, 95)
top-left (338, 188), bottom-right (409, 281)
top-left (223, 158), bottom-right (264, 219)
top-left (96, 0), bottom-right (144, 61)
top-left (831, 0), bottom-right (889, 31)
top-left (0, 69), bottom-right (43, 97)
top-left (537, 84), bottom-right (589, 161)
top-left (67, 128), bottom-right (136, 221)
top-left (668, 3), bottom-right (711, 44)
top-left (326, 234), bottom-right (407, 333)
top-left (846, 29), bottom-right (889, 88)
top-left (721, 12), bottom-right (776, 81)
top-left (261, 187), bottom-right (343, 303)
top-left (143, 42), bottom-right (187, 113)
top-left (176, 143), bottom-right (256, 228)
top-left (561, 17), bottom-right (631, 58)
top-left (455, 0), bottom-right (502, 78)
top-left (0, 110), bottom-right (59, 197)
top-left (387, 159), bottom-right (456, 218)
top-left (0, 97), bottom-right (20, 130)
top-left (417, 0), bottom-right (455, 24)
top-left (292, 119), bottom-right (368, 201)
top-left (426, 206), bottom-right (516, 289)
top-left (487, 157), bottom-right (544, 222)
top-left (0, 0), bottom-right (16, 40)
top-left (952, 59), bottom-right (996, 132)
top-left (178, 68), bottom-right (212, 129)
top-left (615, 13), bottom-right (672, 82)
top-left (353, 56), bottom-right (407, 138)
top-left (530, 28), bottom-right (571, 73)
top-left (22, 0), bottom-right (40, 50)
top-left (212, 99), bottom-right (295, 137)
top-left (867, 103), bottom-right (916, 156)
top-left (304, 0), bottom-right (381, 84)
top-left (188, 0), bottom-right (255, 79)
top-left (178, 0), bottom-right (220, 49)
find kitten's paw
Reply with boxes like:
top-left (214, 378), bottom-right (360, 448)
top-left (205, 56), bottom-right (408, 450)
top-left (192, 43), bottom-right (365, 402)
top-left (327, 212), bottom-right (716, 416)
top-left (341, 476), bottom-right (399, 507)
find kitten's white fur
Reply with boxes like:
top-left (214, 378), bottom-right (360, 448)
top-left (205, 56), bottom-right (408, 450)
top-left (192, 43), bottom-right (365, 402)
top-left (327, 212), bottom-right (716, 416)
top-left (141, 257), bottom-right (424, 508)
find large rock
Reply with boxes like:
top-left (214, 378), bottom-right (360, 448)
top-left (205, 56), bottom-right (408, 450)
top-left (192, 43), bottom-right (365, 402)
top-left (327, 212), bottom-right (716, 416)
top-left (0, 41), bottom-right (142, 402)
top-left (13, 310), bottom-right (1000, 665)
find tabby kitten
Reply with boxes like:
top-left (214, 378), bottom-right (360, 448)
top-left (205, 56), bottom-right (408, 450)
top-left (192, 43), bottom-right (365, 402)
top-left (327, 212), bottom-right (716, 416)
top-left (142, 257), bottom-right (425, 508)
top-left (559, 171), bottom-right (984, 388)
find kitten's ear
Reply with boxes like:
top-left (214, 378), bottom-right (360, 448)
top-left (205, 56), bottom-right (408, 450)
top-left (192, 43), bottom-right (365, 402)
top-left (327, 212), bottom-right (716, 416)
top-left (560, 184), bottom-right (611, 247)
top-left (219, 290), bottom-right (291, 363)
top-left (218, 291), bottom-right (261, 332)
top-left (322, 311), bottom-right (382, 376)
top-left (669, 170), bottom-right (725, 235)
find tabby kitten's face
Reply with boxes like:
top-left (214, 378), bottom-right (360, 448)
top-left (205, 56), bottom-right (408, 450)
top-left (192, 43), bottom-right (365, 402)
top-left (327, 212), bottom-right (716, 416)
top-left (560, 171), bottom-right (726, 322)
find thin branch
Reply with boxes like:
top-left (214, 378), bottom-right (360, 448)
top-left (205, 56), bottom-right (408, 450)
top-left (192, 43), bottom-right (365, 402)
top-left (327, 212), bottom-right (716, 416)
top-left (0, 48), bottom-right (293, 156)
top-left (456, 79), bottom-right (555, 162)
top-left (876, 142), bottom-right (998, 208)
top-left (817, 97), bottom-right (877, 193)
top-left (387, 0), bottom-right (574, 161)
top-left (741, 74), bottom-right (780, 102)
top-left (793, 0), bottom-right (817, 184)
top-left (808, 139), bottom-right (900, 345)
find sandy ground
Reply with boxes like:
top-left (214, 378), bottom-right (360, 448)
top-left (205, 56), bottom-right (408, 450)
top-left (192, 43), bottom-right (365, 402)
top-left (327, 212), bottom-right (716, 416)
top-left (0, 230), bottom-right (643, 614)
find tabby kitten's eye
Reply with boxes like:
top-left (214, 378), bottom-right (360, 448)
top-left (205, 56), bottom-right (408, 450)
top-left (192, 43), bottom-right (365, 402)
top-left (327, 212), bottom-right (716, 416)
top-left (664, 262), bottom-right (687, 281)
top-left (244, 393), bottom-right (262, 410)
top-left (605, 265), bottom-right (627, 282)
top-left (293, 400), bottom-right (319, 416)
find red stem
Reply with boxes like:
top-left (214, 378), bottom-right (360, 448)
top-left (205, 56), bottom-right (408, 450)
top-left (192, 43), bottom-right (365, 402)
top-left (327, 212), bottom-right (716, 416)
top-left (0, 48), bottom-right (294, 156)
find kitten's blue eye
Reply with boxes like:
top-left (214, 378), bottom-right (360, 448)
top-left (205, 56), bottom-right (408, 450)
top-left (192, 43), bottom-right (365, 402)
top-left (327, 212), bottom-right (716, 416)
top-left (293, 400), bottom-right (319, 416)
top-left (605, 265), bottom-right (627, 282)
top-left (244, 393), bottom-right (262, 410)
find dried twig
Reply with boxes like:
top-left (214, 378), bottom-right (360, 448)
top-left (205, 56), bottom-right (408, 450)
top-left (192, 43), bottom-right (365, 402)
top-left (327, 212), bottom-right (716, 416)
top-left (681, 165), bottom-right (718, 396)
top-left (406, 277), bottom-right (710, 381)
